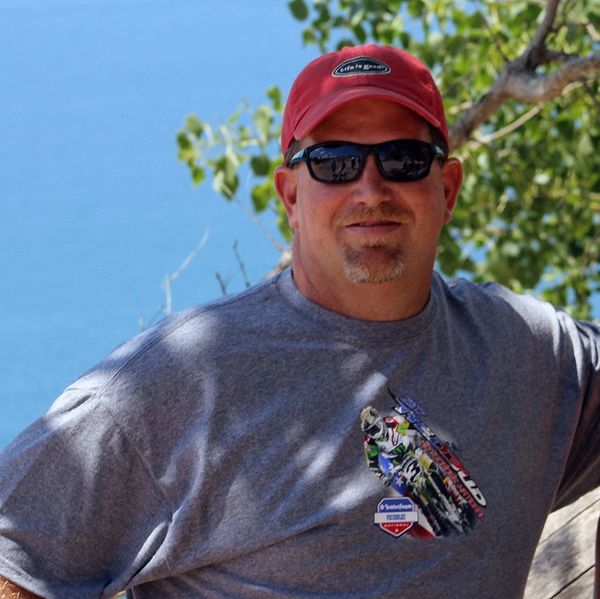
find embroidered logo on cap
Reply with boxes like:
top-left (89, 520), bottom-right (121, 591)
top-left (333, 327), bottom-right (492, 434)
top-left (332, 56), bottom-right (391, 77)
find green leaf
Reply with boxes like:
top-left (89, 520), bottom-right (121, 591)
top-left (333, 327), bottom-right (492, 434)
top-left (398, 31), bottom-right (412, 48)
top-left (408, 0), bottom-right (424, 18)
top-left (251, 180), bottom-right (274, 212)
top-left (211, 156), bottom-right (239, 200)
top-left (267, 86), bottom-right (283, 112)
top-left (352, 23), bottom-right (367, 44)
top-left (349, 8), bottom-right (364, 27)
top-left (177, 146), bottom-right (198, 164)
top-left (501, 241), bottom-right (520, 258)
top-left (288, 0), bottom-right (309, 21)
top-left (336, 39), bottom-right (355, 50)
top-left (185, 115), bottom-right (204, 138)
top-left (302, 29), bottom-right (317, 45)
top-left (191, 165), bottom-right (205, 186)
top-left (467, 11), bottom-right (484, 29)
top-left (253, 105), bottom-right (273, 138)
top-left (176, 131), bottom-right (191, 150)
top-left (251, 154), bottom-right (271, 176)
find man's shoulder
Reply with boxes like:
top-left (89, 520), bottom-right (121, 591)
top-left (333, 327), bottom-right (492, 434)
top-left (71, 274), bottom-right (286, 394)
top-left (436, 274), bottom-right (598, 345)
top-left (439, 274), bottom-right (555, 317)
top-left (27, 275), bottom-right (290, 469)
top-left (435, 274), bottom-right (570, 335)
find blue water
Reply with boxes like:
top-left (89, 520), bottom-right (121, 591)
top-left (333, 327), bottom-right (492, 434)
top-left (0, 0), bottom-right (318, 448)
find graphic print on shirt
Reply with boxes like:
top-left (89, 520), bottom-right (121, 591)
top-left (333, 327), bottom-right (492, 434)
top-left (361, 388), bottom-right (487, 539)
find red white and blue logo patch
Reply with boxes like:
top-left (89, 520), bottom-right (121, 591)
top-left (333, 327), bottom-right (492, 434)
top-left (374, 497), bottom-right (419, 537)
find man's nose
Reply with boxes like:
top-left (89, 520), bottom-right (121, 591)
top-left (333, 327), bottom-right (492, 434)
top-left (350, 155), bottom-right (393, 206)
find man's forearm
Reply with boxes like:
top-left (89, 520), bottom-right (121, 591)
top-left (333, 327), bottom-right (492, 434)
top-left (0, 577), bottom-right (41, 599)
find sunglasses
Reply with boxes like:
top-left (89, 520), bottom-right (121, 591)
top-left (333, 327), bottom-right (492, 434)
top-left (287, 139), bottom-right (446, 184)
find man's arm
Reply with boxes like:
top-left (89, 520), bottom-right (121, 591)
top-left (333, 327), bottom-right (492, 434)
top-left (0, 577), bottom-right (41, 599)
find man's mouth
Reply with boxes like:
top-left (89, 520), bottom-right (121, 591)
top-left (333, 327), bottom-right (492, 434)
top-left (349, 220), bottom-right (400, 227)
top-left (339, 206), bottom-right (410, 230)
top-left (345, 219), bottom-right (404, 233)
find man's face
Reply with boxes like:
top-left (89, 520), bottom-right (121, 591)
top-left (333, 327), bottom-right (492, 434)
top-left (275, 98), bottom-right (462, 313)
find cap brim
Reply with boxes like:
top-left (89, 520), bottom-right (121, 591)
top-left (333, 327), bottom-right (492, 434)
top-left (293, 86), bottom-right (444, 143)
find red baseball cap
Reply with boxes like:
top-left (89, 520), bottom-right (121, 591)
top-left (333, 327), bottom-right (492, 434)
top-left (281, 44), bottom-right (448, 153)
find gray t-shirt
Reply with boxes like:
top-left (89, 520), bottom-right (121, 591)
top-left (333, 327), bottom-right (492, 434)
top-left (0, 270), bottom-right (598, 599)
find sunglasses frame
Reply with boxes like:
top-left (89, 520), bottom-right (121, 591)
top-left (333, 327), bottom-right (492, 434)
top-left (287, 138), bottom-right (447, 184)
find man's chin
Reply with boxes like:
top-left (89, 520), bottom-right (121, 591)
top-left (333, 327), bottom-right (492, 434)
top-left (342, 246), bottom-right (405, 284)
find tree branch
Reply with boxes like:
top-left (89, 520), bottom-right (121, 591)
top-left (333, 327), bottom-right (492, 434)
top-left (503, 55), bottom-right (600, 103)
top-left (448, 0), bottom-right (600, 150)
top-left (522, 0), bottom-right (561, 68)
top-left (450, 77), bottom-right (511, 150)
top-left (473, 104), bottom-right (543, 145)
top-left (215, 272), bottom-right (229, 295)
top-left (233, 240), bottom-right (251, 289)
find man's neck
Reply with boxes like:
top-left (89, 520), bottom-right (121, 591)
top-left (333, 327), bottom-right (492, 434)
top-left (291, 266), bottom-right (432, 322)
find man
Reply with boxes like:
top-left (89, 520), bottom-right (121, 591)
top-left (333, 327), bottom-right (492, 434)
top-left (0, 44), bottom-right (598, 598)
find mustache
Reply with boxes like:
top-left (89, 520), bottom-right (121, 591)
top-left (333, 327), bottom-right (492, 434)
top-left (337, 205), bottom-right (412, 225)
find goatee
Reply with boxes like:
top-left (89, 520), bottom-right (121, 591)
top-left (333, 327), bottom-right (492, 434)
top-left (342, 243), bottom-right (405, 284)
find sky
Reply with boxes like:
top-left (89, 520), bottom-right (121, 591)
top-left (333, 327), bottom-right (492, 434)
top-left (0, 0), bottom-right (319, 448)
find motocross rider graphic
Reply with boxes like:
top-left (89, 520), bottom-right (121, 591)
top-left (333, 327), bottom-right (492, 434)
top-left (361, 400), bottom-right (483, 538)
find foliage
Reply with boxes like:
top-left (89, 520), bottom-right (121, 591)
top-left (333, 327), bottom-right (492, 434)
top-left (176, 0), bottom-right (599, 319)
top-left (176, 88), bottom-right (291, 240)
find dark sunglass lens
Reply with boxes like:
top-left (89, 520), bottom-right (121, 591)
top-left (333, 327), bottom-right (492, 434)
top-left (309, 144), bottom-right (365, 183)
top-left (378, 140), bottom-right (434, 181)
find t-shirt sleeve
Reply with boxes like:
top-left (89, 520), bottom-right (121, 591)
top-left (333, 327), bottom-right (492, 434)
top-left (552, 316), bottom-right (600, 509)
top-left (0, 386), bottom-right (173, 599)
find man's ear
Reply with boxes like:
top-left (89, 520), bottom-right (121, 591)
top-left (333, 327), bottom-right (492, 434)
top-left (274, 165), bottom-right (299, 230)
top-left (441, 157), bottom-right (463, 224)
